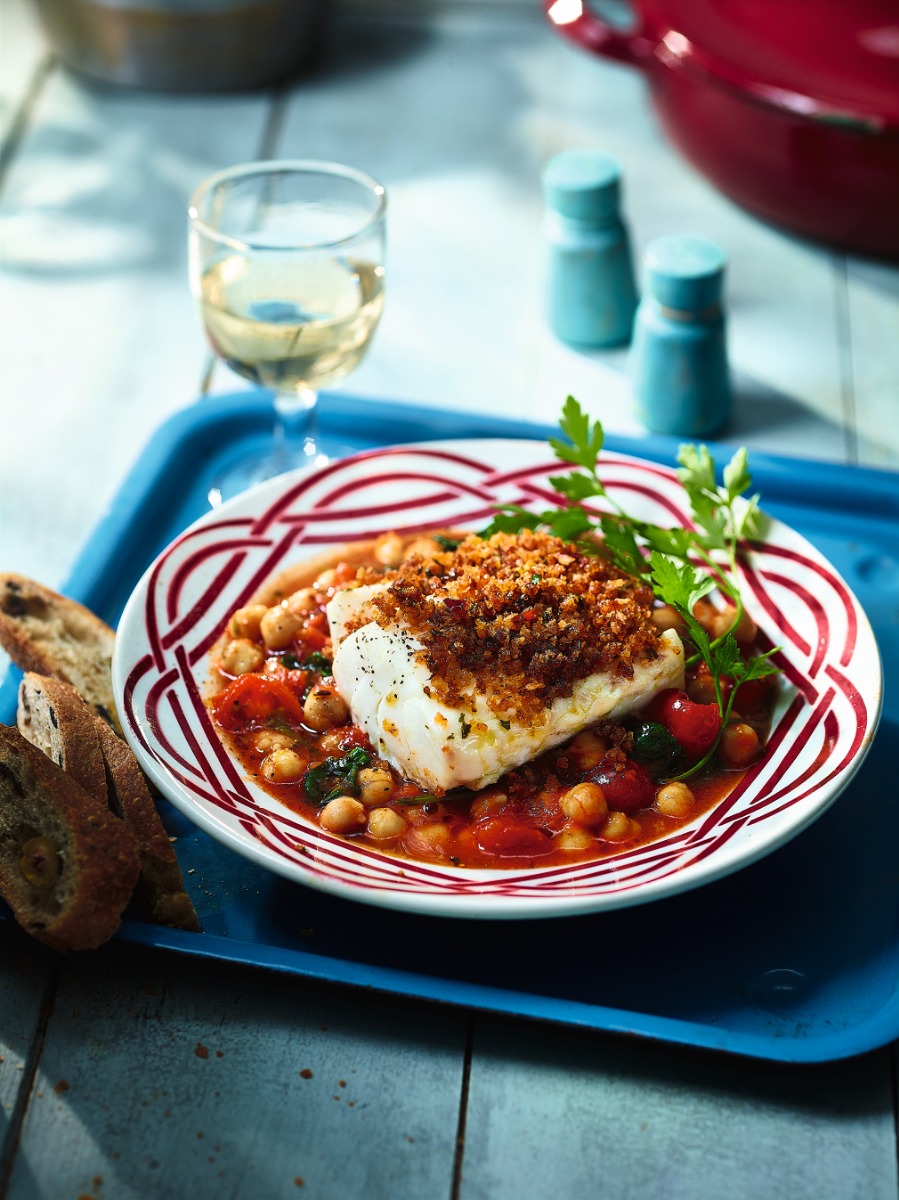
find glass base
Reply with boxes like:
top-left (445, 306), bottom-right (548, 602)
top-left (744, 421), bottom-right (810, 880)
top-left (207, 436), bottom-right (353, 508)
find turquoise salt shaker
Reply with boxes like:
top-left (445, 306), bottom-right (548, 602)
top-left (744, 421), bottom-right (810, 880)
top-left (630, 234), bottom-right (732, 437)
top-left (542, 149), bottom-right (638, 348)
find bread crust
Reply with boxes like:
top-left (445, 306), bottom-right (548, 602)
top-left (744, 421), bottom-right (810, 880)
top-left (92, 718), bottom-right (201, 932)
top-left (0, 574), bottom-right (120, 733)
top-left (17, 673), bottom-right (109, 807)
top-left (15, 671), bottom-right (200, 932)
top-left (0, 725), bottom-right (140, 952)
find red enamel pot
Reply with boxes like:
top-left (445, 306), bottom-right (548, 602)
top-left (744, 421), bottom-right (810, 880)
top-left (544, 0), bottom-right (899, 259)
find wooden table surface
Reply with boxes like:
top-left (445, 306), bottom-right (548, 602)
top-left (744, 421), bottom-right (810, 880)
top-left (1, 2), bottom-right (898, 1197)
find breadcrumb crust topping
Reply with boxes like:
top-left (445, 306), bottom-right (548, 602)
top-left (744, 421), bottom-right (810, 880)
top-left (354, 530), bottom-right (662, 722)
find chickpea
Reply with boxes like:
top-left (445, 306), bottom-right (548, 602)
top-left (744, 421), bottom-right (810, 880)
top-left (374, 531), bottom-right (405, 567)
top-left (600, 811), bottom-right (639, 842)
top-left (655, 781), bottom-right (695, 817)
top-left (405, 801), bottom-right (446, 826)
top-left (367, 807), bottom-right (406, 840)
top-left (403, 823), bottom-right (452, 860)
top-left (261, 748), bottom-right (307, 783)
top-left (230, 604), bottom-right (268, 640)
top-left (286, 587), bottom-right (318, 615)
top-left (220, 638), bottom-right (265, 677)
top-left (470, 790), bottom-right (507, 820)
top-left (357, 767), bottom-right (395, 807)
top-left (254, 730), bottom-right (294, 754)
top-left (687, 673), bottom-right (719, 706)
top-left (314, 568), bottom-right (340, 590)
top-left (651, 604), bottom-right (687, 636)
top-left (319, 796), bottom-right (366, 833)
top-left (737, 712), bottom-right (769, 738)
top-left (318, 730), bottom-right (347, 755)
top-left (403, 536), bottom-right (443, 560)
top-left (567, 728), bottom-right (610, 771)
top-left (720, 721), bottom-right (759, 768)
top-left (560, 782), bottom-right (608, 827)
top-left (556, 827), bottom-right (595, 852)
top-left (733, 609), bottom-right (757, 642)
top-left (303, 684), bottom-right (349, 732)
top-left (692, 597), bottom-right (719, 635)
top-left (259, 605), bottom-right (304, 650)
top-left (720, 608), bottom-right (758, 647)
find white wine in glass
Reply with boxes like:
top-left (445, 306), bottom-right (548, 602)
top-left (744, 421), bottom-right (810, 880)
top-left (189, 160), bottom-right (386, 503)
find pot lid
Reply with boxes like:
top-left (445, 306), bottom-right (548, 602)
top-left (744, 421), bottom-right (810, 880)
top-left (642, 0), bottom-right (899, 132)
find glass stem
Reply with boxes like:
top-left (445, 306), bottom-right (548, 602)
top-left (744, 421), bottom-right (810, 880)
top-left (273, 387), bottom-right (318, 468)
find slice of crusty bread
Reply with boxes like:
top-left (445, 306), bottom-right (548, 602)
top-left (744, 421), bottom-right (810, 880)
top-left (0, 574), bottom-right (120, 734)
top-left (17, 673), bottom-right (109, 808)
top-left (91, 717), bottom-right (201, 932)
top-left (15, 672), bottom-right (200, 932)
top-left (0, 724), bottom-right (140, 952)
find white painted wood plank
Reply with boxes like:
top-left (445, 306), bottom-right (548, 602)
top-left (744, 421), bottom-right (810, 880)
top-left (844, 257), bottom-right (899, 470)
top-left (6, 942), bottom-right (467, 1200)
top-left (0, 72), bottom-right (270, 591)
top-left (0, 0), bottom-right (49, 134)
top-left (217, 4), bottom-right (549, 424)
top-left (460, 1016), bottom-right (898, 1200)
top-left (0, 924), bottom-right (57, 1159)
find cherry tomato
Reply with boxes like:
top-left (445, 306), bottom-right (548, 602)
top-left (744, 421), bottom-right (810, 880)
top-left (332, 561), bottom-right (357, 586)
top-left (335, 725), bottom-right (373, 753)
top-left (588, 760), bottom-right (655, 814)
top-left (646, 688), bottom-right (721, 759)
top-left (474, 817), bottom-right (555, 859)
top-left (299, 625), bottom-right (330, 654)
top-left (733, 674), bottom-right (777, 717)
top-left (687, 661), bottom-right (729, 706)
top-left (212, 674), bottom-right (306, 732)
top-left (305, 610), bottom-right (329, 633)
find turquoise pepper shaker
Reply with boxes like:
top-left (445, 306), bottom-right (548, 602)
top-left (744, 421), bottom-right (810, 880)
top-left (542, 149), bottom-right (638, 348)
top-left (630, 234), bottom-right (732, 437)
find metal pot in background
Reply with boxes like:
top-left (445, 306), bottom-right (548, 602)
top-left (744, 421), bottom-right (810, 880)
top-left (33, 0), bottom-right (329, 92)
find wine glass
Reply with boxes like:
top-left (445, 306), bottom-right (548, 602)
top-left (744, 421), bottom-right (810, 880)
top-left (188, 159), bottom-right (387, 503)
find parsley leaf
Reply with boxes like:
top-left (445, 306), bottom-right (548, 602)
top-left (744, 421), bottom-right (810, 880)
top-left (597, 516), bottom-right (646, 576)
top-left (548, 471), bottom-right (605, 502)
top-left (480, 397), bottom-right (782, 779)
top-left (708, 632), bottom-right (743, 680)
top-left (729, 646), bottom-right (781, 684)
top-left (549, 394), bottom-right (605, 472)
top-left (543, 506), bottom-right (596, 543)
top-left (677, 443), bottom-right (717, 494)
top-left (480, 505), bottom-right (544, 538)
top-left (649, 552), bottom-right (716, 615)
top-left (723, 447), bottom-right (752, 501)
top-left (677, 443), bottom-right (769, 559)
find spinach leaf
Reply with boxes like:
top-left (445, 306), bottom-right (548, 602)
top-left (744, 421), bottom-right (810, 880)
top-left (304, 746), bottom-right (371, 806)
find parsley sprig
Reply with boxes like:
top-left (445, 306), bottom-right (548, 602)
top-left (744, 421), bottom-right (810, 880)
top-left (649, 551), bottom-right (779, 778)
top-left (482, 396), bottom-right (781, 778)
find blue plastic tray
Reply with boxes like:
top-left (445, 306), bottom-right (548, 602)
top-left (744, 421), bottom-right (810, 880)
top-left (2, 391), bottom-right (897, 1063)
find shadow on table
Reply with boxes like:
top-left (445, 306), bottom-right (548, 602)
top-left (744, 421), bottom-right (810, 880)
top-left (729, 373), bottom-right (851, 460)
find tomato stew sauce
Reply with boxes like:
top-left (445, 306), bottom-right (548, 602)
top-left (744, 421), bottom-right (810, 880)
top-left (207, 533), bottom-right (777, 870)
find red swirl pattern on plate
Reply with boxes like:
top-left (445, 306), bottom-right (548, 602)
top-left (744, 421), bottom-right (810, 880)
top-left (113, 440), bottom-right (881, 918)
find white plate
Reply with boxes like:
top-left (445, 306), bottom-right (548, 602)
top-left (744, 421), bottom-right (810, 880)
top-left (112, 439), bottom-right (883, 919)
